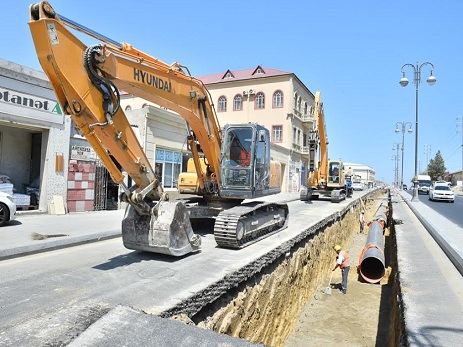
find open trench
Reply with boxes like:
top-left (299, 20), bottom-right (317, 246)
top-left (166, 190), bottom-right (405, 347)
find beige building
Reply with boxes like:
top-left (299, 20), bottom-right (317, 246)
top-left (344, 162), bottom-right (376, 187)
top-left (121, 66), bottom-right (317, 193)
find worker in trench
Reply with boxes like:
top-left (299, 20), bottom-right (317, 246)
top-left (332, 244), bottom-right (350, 294)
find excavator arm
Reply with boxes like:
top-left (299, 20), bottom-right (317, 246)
top-left (29, 1), bottom-right (222, 207)
top-left (308, 91), bottom-right (327, 188)
top-left (28, 1), bottom-right (226, 255)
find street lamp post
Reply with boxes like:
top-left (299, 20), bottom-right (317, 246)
top-left (393, 143), bottom-right (401, 188)
top-left (395, 121), bottom-right (412, 189)
top-left (400, 62), bottom-right (436, 201)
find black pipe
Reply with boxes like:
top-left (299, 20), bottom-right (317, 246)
top-left (358, 204), bottom-right (388, 283)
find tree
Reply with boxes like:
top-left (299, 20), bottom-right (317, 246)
top-left (427, 150), bottom-right (446, 181)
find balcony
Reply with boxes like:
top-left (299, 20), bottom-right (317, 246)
top-left (301, 106), bottom-right (314, 123)
top-left (292, 143), bottom-right (302, 152)
top-left (292, 144), bottom-right (312, 157)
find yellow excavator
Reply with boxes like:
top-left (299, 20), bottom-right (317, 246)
top-left (299, 92), bottom-right (350, 203)
top-left (28, 1), bottom-right (288, 256)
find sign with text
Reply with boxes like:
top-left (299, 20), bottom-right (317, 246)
top-left (0, 87), bottom-right (63, 124)
top-left (71, 145), bottom-right (97, 161)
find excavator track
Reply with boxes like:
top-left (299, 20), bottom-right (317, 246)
top-left (214, 201), bottom-right (289, 249)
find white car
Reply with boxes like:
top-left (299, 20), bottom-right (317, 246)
top-left (352, 181), bottom-right (363, 191)
top-left (429, 185), bottom-right (455, 203)
top-left (434, 180), bottom-right (451, 187)
top-left (0, 191), bottom-right (17, 226)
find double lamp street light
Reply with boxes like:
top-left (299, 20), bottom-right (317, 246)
top-left (399, 62), bottom-right (436, 201)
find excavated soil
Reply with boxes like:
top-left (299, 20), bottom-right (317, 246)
top-left (189, 191), bottom-right (399, 347)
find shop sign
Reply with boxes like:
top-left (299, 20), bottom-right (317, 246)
top-left (155, 148), bottom-right (182, 163)
top-left (71, 145), bottom-right (97, 161)
top-left (0, 87), bottom-right (63, 124)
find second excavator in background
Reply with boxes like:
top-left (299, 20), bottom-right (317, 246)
top-left (28, 1), bottom-right (288, 257)
top-left (299, 92), bottom-right (351, 203)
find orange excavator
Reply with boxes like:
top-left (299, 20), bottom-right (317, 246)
top-left (28, 1), bottom-right (288, 256)
top-left (299, 92), bottom-right (349, 203)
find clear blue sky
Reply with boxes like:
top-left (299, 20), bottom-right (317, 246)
top-left (3, 1), bottom-right (463, 184)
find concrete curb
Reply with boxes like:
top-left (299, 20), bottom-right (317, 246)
top-left (0, 230), bottom-right (121, 261)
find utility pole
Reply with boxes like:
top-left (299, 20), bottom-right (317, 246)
top-left (393, 143), bottom-right (401, 188)
top-left (423, 144), bottom-right (432, 173)
top-left (458, 117), bottom-right (463, 185)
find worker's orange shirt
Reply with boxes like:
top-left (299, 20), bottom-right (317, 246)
top-left (240, 150), bottom-right (251, 166)
top-left (339, 250), bottom-right (350, 268)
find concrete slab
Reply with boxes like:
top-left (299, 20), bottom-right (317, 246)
top-left (68, 305), bottom-right (264, 347)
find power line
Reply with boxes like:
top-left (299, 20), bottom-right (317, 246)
top-left (444, 145), bottom-right (461, 161)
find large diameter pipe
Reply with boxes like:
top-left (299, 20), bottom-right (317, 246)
top-left (358, 205), bottom-right (388, 283)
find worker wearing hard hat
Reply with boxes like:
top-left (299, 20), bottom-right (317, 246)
top-left (332, 245), bottom-right (350, 294)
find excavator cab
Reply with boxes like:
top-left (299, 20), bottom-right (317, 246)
top-left (219, 124), bottom-right (276, 199)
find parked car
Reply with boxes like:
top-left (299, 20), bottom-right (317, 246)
top-left (429, 185), bottom-right (455, 203)
top-left (0, 191), bottom-right (17, 227)
top-left (352, 181), bottom-right (363, 191)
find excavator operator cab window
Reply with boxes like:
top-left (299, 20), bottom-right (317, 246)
top-left (328, 162), bottom-right (340, 183)
top-left (221, 127), bottom-right (254, 187)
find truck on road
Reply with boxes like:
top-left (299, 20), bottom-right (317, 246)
top-left (416, 174), bottom-right (432, 194)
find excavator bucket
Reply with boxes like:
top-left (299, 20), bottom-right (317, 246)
top-left (121, 200), bottom-right (201, 256)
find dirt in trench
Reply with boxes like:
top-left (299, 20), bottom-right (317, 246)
top-left (284, 228), bottom-right (393, 347)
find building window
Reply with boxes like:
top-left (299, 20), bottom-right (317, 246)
top-left (142, 103), bottom-right (149, 108)
top-left (272, 125), bottom-right (282, 143)
top-left (233, 95), bottom-right (243, 111)
top-left (155, 148), bottom-right (182, 189)
top-left (293, 127), bottom-right (297, 143)
top-left (273, 90), bottom-right (283, 108)
top-left (218, 96), bottom-right (227, 112)
top-left (255, 92), bottom-right (265, 109)
top-left (125, 105), bottom-right (132, 111)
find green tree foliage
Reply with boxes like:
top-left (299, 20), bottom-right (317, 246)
top-left (427, 150), bottom-right (446, 181)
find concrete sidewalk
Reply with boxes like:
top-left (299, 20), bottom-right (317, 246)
top-left (0, 192), bottom-right (300, 261)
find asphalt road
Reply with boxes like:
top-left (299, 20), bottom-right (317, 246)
top-left (403, 190), bottom-right (463, 228)
top-left (0, 196), bottom-right (357, 346)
